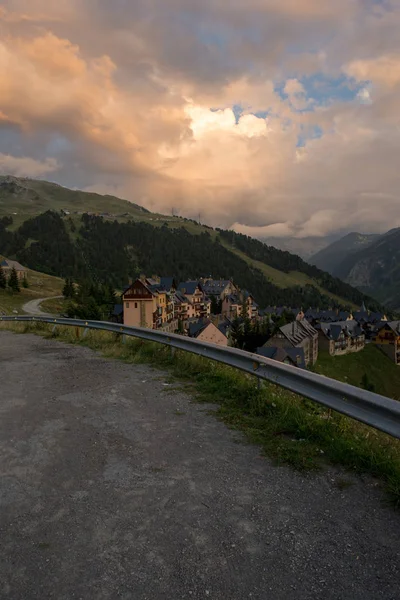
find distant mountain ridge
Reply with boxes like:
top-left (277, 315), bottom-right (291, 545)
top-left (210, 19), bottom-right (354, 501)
top-left (262, 234), bottom-right (341, 260)
top-left (310, 232), bottom-right (379, 274)
top-left (310, 229), bottom-right (400, 310)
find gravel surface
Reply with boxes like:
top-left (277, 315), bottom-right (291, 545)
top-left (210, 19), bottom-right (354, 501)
top-left (22, 296), bottom-right (62, 316)
top-left (1, 331), bottom-right (399, 600)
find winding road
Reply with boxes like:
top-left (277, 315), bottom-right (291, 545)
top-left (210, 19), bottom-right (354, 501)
top-left (22, 295), bottom-right (62, 316)
top-left (1, 331), bottom-right (399, 600)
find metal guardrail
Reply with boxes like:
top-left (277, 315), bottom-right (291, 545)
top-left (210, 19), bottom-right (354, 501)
top-left (2, 315), bottom-right (400, 439)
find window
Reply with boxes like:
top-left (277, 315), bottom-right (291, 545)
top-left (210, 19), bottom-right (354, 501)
top-left (135, 302), bottom-right (138, 308)
top-left (126, 302), bottom-right (129, 308)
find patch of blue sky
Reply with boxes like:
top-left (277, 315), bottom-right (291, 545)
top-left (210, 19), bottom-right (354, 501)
top-left (275, 73), bottom-right (370, 109)
top-left (297, 125), bottom-right (323, 148)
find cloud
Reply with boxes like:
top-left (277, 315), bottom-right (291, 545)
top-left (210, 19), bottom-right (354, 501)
top-left (0, 0), bottom-right (400, 240)
top-left (0, 154), bottom-right (59, 177)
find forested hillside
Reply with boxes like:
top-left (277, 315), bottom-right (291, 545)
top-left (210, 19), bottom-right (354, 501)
top-left (0, 210), bottom-right (382, 310)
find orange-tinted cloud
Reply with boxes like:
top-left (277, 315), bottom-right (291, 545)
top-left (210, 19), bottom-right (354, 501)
top-left (0, 0), bottom-right (400, 238)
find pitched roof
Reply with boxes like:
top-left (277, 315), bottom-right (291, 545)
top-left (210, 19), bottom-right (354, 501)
top-left (188, 318), bottom-right (210, 338)
top-left (178, 281), bottom-right (201, 295)
top-left (160, 277), bottom-right (176, 291)
top-left (320, 320), bottom-right (364, 340)
top-left (256, 346), bottom-right (306, 369)
top-left (0, 258), bottom-right (27, 271)
top-left (384, 321), bottom-right (400, 334)
top-left (276, 319), bottom-right (318, 346)
top-left (202, 280), bottom-right (231, 295)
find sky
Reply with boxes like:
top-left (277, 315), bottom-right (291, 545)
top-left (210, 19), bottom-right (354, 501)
top-left (1, 0), bottom-right (400, 239)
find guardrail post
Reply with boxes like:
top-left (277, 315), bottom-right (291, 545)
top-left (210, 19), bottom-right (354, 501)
top-left (52, 325), bottom-right (57, 335)
top-left (121, 334), bottom-right (126, 344)
top-left (83, 327), bottom-right (89, 339)
top-left (75, 326), bottom-right (80, 339)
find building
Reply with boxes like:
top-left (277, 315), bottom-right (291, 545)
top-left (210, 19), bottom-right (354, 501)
top-left (200, 279), bottom-right (237, 301)
top-left (0, 258), bottom-right (28, 281)
top-left (188, 319), bottom-right (228, 347)
top-left (319, 320), bottom-right (365, 356)
top-left (177, 281), bottom-right (211, 319)
top-left (122, 278), bottom-right (174, 329)
top-left (374, 321), bottom-right (400, 365)
top-left (222, 291), bottom-right (258, 320)
top-left (256, 346), bottom-right (306, 369)
top-left (262, 320), bottom-right (318, 367)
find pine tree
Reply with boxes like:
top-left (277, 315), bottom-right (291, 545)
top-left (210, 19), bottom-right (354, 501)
top-left (0, 265), bottom-right (6, 289)
top-left (62, 278), bottom-right (69, 298)
top-left (8, 267), bottom-right (20, 292)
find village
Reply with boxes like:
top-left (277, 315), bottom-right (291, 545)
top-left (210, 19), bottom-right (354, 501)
top-left (113, 275), bottom-right (399, 370)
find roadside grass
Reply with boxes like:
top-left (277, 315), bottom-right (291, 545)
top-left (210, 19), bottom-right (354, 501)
top-left (314, 346), bottom-right (400, 402)
top-left (0, 264), bottom-right (63, 315)
top-left (2, 321), bottom-right (400, 507)
top-left (40, 297), bottom-right (66, 315)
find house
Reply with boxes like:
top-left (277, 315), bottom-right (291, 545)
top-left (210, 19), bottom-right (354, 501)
top-left (122, 278), bottom-right (174, 329)
top-left (256, 346), bottom-right (306, 369)
top-left (319, 320), bottom-right (365, 356)
top-left (222, 291), bottom-right (258, 320)
top-left (0, 258), bottom-right (28, 281)
top-left (188, 318), bottom-right (228, 347)
top-left (177, 281), bottom-right (211, 319)
top-left (263, 320), bottom-right (318, 366)
top-left (200, 279), bottom-right (237, 301)
top-left (374, 321), bottom-right (400, 365)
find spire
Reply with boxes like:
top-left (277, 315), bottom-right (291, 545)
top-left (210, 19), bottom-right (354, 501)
top-left (361, 301), bottom-right (367, 313)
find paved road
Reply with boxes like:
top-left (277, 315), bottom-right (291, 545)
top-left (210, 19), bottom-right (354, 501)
top-left (1, 331), bottom-right (400, 600)
top-left (22, 295), bottom-right (62, 316)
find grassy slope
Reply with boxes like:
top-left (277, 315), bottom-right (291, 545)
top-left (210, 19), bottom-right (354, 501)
top-left (314, 345), bottom-right (400, 401)
top-left (3, 321), bottom-right (400, 506)
top-left (0, 260), bottom-right (63, 315)
top-left (0, 176), bottom-right (363, 305)
top-left (220, 238), bottom-right (356, 308)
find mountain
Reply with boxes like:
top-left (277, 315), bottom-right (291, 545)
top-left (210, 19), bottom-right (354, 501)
top-left (333, 228), bottom-right (400, 310)
top-left (0, 175), bottom-right (383, 311)
top-left (262, 235), bottom-right (341, 260)
top-left (310, 232), bottom-right (379, 274)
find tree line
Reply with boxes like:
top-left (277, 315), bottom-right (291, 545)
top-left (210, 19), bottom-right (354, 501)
top-left (0, 210), bottom-right (383, 311)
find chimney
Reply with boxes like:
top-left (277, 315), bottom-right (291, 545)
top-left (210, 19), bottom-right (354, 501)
top-left (140, 273), bottom-right (146, 282)
top-left (128, 277), bottom-right (133, 285)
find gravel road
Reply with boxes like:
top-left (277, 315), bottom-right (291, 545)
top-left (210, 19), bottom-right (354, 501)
top-left (1, 331), bottom-right (399, 600)
top-left (22, 296), bottom-right (62, 316)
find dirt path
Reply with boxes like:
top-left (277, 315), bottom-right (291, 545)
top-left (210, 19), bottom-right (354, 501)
top-left (1, 331), bottom-right (399, 600)
top-left (22, 295), bottom-right (62, 316)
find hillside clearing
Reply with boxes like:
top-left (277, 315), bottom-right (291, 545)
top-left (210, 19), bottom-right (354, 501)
top-left (0, 261), bottom-right (63, 315)
top-left (219, 237), bottom-right (356, 308)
